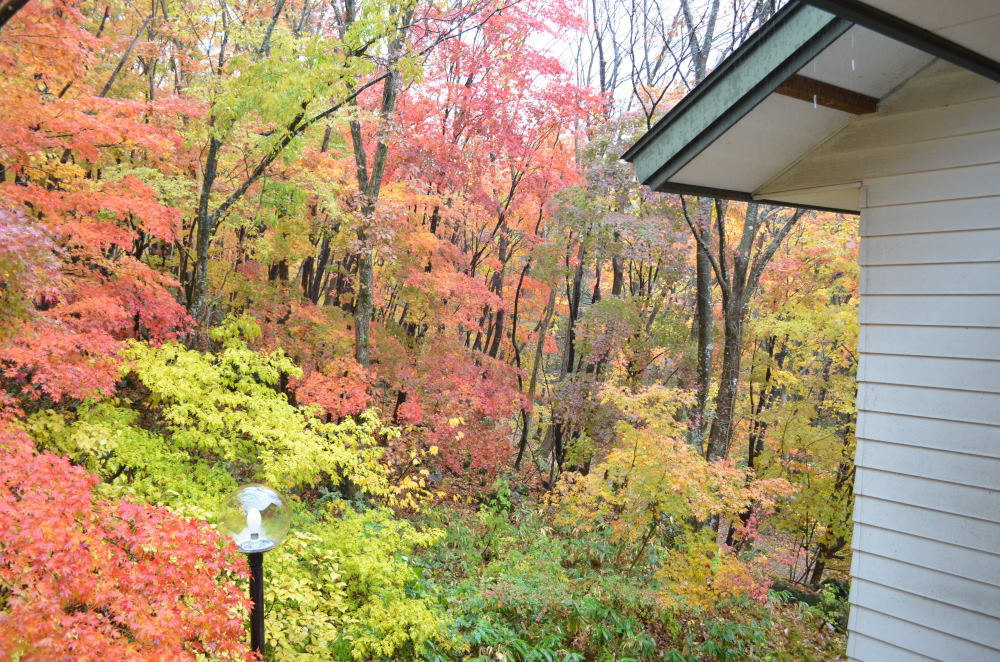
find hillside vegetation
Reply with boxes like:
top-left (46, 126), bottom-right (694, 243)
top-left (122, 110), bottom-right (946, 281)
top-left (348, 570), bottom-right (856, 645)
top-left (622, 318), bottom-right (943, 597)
top-left (0, 0), bottom-right (853, 659)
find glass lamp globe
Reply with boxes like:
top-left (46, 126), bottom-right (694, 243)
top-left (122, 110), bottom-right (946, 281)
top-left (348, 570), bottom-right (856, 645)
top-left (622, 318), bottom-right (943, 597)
top-left (218, 484), bottom-right (291, 553)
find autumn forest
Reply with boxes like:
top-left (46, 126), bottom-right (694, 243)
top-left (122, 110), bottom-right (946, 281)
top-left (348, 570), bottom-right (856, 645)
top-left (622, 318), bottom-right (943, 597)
top-left (0, 0), bottom-right (858, 659)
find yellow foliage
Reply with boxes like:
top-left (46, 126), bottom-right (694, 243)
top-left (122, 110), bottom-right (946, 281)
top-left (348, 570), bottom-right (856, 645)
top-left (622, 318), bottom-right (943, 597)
top-left (264, 504), bottom-right (454, 661)
top-left (656, 533), bottom-right (768, 612)
top-left (554, 386), bottom-right (794, 549)
top-left (119, 318), bottom-right (424, 506)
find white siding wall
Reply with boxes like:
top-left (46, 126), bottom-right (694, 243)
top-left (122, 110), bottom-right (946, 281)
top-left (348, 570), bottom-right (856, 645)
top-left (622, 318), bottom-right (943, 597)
top-left (847, 61), bottom-right (1000, 661)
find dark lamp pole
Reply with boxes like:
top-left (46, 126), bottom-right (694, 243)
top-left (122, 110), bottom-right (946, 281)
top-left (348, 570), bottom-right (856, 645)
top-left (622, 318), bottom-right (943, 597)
top-left (248, 551), bottom-right (265, 656)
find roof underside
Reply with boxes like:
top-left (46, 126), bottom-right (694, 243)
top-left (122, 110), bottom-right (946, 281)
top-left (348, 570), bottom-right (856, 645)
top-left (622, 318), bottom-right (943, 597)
top-left (623, 0), bottom-right (1000, 213)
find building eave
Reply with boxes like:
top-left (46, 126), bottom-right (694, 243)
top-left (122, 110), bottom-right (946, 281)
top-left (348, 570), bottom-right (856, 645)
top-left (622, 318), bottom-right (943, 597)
top-left (622, 0), bottom-right (1000, 213)
top-left (654, 181), bottom-right (859, 215)
top-left (804, 0), bottom-right (1000, 83)
top-left (621, 2), bottom-right (852, 192)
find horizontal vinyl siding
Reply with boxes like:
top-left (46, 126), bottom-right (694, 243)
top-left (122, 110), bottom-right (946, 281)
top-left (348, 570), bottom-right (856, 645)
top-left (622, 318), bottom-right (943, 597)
top-left (859, 325), bottom-right (1000, 361)
top-left (856, 440), bottom-right (1000, 489)
top-left (859, 196), bottom-right (1000, 234)
top-left (862, 163), bottom-right (1000, 208)
top-left (858, 294), bottom-right (1000, 326)
top-left (848, 61), bottom-right (1000, 660)
top-left (847, 632), bottom-right (936, 661)
top-left (854, 496), bottom-right (1000, 556)
top-left (848, 606), bottom-right (999, 661)
top-left (856, 412), bottom-right (1000, 457)
top-left (850, 579), bottom-right (1000, 650)
top-left (860, 261), bottom-right (1000, 294)
top-left (852, 524), bottom-right (1000, 586)
top-left (851, 551), bottom-right (1000, 620)
top-left (854, 467), bottom-right (998, 522)
top-left (857, 354), bottom-right (1000, 393)
top-left (858, 382), bottom-right (1000, 425)
top-left (861, 227), bottom-right (1000, 265)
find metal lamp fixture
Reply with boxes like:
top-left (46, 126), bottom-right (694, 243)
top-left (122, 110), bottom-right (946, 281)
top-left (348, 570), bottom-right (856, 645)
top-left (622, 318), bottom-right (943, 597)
top-left (219, 484), bottom-right (291, 658)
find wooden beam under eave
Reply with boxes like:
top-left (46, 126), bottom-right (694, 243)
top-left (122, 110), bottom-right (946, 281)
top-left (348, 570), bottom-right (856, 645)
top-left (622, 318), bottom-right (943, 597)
top-left (775, 74), bottom-right (879, 114)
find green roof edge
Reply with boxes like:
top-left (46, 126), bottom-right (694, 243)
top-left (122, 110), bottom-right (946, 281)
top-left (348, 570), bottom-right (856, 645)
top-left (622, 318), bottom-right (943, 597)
top-left (622, 0), bottom-right (1000, 206)
top-left (622, 1), bottom-right (852, 191)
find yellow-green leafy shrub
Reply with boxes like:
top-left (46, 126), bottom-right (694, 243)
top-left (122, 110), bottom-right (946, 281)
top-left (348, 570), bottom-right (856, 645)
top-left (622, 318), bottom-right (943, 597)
top-left (24, 319), bottom-right (455, 660)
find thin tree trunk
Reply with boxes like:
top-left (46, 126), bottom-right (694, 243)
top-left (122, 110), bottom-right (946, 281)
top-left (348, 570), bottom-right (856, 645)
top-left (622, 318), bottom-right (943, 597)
top-left (678, 0), bottom-right (720, 454)
top-left (348, 6), bottom-right (412, 367)
top-left (188, 136), bottom-right (221, 321)
top-left (0, 0), bottom-right (32, 31)
top-left (515, 286), bottom-right (556, 470)
top-left (100, 14), bottom-right (155, 97)
top-left (692, 222), bottom-right (714, 453)
top-left (354, 215), bottom-right (375, 367)
top-left (486, 229), bottom-right (509, 358)
top-left (705, 296), bottom-right (745, 460)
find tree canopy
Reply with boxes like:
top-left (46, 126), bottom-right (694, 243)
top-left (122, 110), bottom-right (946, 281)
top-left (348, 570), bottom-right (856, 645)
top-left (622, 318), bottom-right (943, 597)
top-left (0, 0), bottom-right (854, 658)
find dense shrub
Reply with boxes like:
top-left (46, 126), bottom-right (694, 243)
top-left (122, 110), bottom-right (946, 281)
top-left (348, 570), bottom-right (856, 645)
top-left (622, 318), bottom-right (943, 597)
top-left (0, 425), bottom-right (251, 661)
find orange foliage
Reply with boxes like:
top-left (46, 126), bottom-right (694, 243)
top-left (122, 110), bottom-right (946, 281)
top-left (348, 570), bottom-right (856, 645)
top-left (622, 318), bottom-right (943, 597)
top-left (0, 425), bottom-right (252, 661)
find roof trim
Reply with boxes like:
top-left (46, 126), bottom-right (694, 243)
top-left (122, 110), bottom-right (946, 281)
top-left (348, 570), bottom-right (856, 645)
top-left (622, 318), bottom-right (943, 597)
top-left (654, 181), bottom-right (859, 215)
top-left (622, 0), bottom-right (804, 161)
top-left (804, 0), bottom-right (1000, 82)
top-left (621, 2), bottom-right (852, 191)
top-left (622, 0), bottom-right (1000, 213)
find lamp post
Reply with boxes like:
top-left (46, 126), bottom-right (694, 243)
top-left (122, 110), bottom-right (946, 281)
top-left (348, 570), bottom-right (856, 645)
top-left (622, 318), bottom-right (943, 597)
top-left (219, 484), bottom-right (291, 659)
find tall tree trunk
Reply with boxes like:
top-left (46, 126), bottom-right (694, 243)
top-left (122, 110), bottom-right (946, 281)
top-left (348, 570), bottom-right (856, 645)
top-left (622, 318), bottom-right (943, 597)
top-left (705, 296), bottom-right (745, 460)
top-left (692, 215), bottom-right (714, 453)
top-left (679, 0), bottom-right (721, 454)
top-left (354, 211), bottom-right (375, 367)
top-left (564, 240), bottom-right (586, 376)
top-left (611, 254), bottom-right (624, 296)
top-left (680, 201), bottom-right (802, 463)
top-left (514, 285), bottom-right (555, 470)
top-left (188, 136), bottom-right (221, 323)
top-left (486, 227), bottom-right (509, 358)
top-left (550, 239), bottom-right (587, 472)
top-left (307, 234), bottom-right (332, 303)
top-left (348, 6), bottom-right (412, 368)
